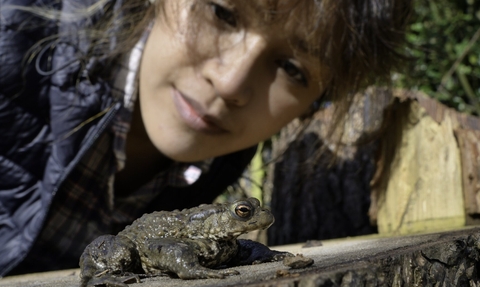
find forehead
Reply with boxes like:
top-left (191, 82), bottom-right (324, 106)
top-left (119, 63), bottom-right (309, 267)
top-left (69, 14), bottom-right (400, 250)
top-left (237, 0), bottom-right (317, 25)
top-left (234, 0), bottom-right (321, 53)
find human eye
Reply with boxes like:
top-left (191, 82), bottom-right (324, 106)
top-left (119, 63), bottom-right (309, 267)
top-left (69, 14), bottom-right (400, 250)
top-left (208, 2), bottom-right (237, 27)
top-left (276, 59), bottom-right (308, 87)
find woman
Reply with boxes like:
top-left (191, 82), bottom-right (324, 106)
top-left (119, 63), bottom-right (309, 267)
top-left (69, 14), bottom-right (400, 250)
top-left (0, 0), bottom-right (411, 275)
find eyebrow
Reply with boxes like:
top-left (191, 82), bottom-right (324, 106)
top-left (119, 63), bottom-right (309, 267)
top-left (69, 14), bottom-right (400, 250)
top-left (294, 38), bottom-right (309, 54)
top-left (241, 0), bottom-right (323, 58)
top-left (292, 37), bottom-right (321, 58)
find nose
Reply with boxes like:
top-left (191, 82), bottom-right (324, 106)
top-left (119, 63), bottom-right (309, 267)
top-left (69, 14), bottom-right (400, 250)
top-left (200, 34), bottom-right (267, 106)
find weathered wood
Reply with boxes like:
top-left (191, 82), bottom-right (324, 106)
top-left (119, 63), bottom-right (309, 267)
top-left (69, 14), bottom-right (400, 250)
top-left (251, 228), bottom-right (480, 287)
top-left (454, 129), bottom-right (480, 216)
top-left (395, 89), bottom-right (480, 131)
top-left (267, 87), bottom-right (480, 239)
top-left (267, 132), bottom-right (378, 245)
top-left (2, 228), bottom-right (480, 287)
top-left (371, 90), bottom-right (480, 234)
top-left (266, 87), bottom-right (394, 245)
top-left (375, 99), bottom-right (465, 234)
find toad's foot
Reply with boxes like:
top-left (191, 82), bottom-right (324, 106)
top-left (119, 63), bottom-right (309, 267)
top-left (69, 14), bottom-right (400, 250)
top-left (231, 239), bottom-right (294, 266)
top-left (83, 273), bottom-right (140, 287)
top-left (253, 250), bottom-right (295, 264)
top-left (178, 266), bottom-right (240, 279)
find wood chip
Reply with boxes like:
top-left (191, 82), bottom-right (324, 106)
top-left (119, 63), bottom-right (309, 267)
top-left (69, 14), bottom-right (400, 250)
top-left (283, 254), bottom-right (314, 269)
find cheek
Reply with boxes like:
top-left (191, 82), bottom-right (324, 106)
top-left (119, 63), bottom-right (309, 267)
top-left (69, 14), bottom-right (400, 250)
top-left (266, 86), bottom-right (317, 127)
top-left (238, 93), bottom-right (313, 145)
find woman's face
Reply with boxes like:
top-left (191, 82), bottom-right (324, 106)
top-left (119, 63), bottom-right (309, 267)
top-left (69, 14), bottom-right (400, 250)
top-left (139, 0), bottom-right (328, 162)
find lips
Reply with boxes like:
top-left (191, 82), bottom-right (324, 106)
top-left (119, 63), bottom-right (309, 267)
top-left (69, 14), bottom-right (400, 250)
top-left (172, 88), bottom-right (228, 134)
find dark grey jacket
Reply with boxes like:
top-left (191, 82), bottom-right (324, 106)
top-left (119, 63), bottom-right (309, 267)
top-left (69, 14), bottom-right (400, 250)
top-left (0, 0), bottom-right (255, 275)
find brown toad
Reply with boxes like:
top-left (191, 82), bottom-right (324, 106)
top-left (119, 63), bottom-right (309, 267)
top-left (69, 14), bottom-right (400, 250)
top-left (79, 198), bottom-right (291, 286)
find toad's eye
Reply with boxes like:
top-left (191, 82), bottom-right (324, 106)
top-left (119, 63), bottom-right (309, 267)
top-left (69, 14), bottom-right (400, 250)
top-left (209, 2), bottom-right (237, 27)
top-left (235, 204), bottom-right (252, 218)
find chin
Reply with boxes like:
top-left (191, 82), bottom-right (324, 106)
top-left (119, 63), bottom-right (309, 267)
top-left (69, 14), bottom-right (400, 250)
top-left (151, 133), bottom-right (239, 162)
top-left (157, 146), bottom-right (217, 163)
top-left (166, 154), bottom-right (208, 163)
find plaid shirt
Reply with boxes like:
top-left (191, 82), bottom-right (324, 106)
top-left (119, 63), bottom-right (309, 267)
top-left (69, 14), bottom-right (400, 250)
top-left (18, 32), bottom-right (212, 270)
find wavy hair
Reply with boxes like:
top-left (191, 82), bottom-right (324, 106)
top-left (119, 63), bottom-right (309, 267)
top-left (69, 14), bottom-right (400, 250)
top-left (13, 0), bottom-right (412, 137)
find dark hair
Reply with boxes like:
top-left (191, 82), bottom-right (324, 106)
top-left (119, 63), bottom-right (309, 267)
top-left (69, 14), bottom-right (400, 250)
top-left (184, 0), bottom-right (412, 102)
top-left (315, 0), bottom-right (411, 96)
top-left (300, 0), bottom-right (412, 139)
top-left (20, 0), bottom-right (411, 136)
top-left (22, 0), bottom-right (411, 96)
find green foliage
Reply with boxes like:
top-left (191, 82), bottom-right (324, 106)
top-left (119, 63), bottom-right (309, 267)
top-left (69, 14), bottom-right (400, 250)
top-left (396, 0), bottom-right (480, 115)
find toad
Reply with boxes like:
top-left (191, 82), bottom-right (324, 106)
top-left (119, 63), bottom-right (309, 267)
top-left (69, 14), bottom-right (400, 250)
top-left (79, 198), bottom-right (291, 286)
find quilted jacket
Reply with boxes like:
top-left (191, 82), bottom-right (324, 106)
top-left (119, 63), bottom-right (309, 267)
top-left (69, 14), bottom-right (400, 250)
top-left (0, 0), bottom-right (256, 275)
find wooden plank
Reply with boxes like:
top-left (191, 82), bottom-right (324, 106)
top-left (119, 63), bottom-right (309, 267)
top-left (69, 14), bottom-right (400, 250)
top-left (2, 228), bottom-right (480, 287)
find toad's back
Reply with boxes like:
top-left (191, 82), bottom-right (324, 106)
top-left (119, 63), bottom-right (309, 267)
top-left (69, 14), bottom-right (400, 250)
top-left (118, 205), bottom-right (222, 243)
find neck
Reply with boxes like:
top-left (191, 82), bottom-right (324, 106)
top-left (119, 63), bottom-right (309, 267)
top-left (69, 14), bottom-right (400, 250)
top-left (114, 101), bottom-right (172, 197)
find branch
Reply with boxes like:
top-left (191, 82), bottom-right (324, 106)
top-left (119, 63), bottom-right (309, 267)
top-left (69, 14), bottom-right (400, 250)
top-left (437, 26), bottom-right (480, 93)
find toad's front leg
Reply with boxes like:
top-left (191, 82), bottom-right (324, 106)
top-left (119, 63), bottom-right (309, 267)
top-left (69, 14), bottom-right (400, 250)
top-left (140, 238), bottom-right (239, 279)
top-left (226, 239), bottom-right (294, 266)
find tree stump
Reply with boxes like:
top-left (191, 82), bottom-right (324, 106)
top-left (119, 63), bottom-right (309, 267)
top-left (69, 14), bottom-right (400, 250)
top-left (266, 88), bottom-right (480, 245)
